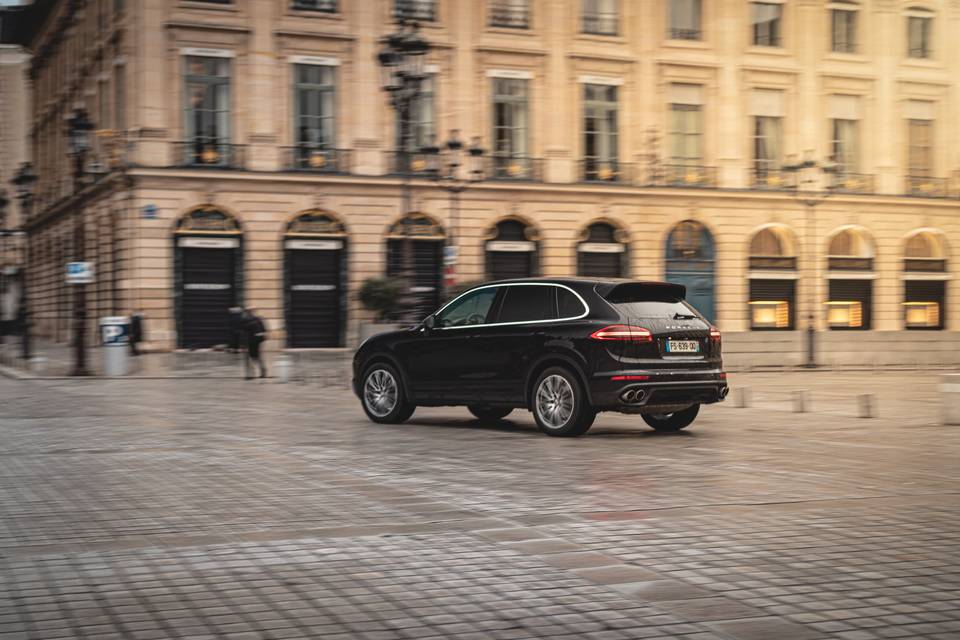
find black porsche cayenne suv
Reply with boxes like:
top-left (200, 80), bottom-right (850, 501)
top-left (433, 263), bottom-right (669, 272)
top-left (353, 278), bottom-right (728, 437)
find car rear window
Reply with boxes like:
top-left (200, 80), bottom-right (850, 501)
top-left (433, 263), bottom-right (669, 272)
top-left (557, 288), bottom-right (587, 318)
top-left (497, 285), bottom-right (557, 323)
top-left (611, 300), bottom-right (699, 319)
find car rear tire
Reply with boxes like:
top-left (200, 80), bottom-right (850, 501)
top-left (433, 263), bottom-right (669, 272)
top-left (361, 364), bottom-right (415, 424)
top-left (468, 406), bottom-right (513, 421)
top-left (532, 367), bottom-right (596, 437)
top-left (642, 404), bottom-right (699, 432)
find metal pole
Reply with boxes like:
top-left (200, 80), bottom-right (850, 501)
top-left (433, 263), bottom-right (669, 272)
top-left (20, 206), bottom-right (32, 360)
top-left (805, 199), bottom-right (816, 368)
top-left (399, 100), bottom-right (418, 323)
top-left (71, 152), bottom-right (90, 376)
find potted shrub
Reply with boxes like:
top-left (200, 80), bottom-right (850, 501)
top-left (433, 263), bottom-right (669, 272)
top-left (357, 276), bottom-right (405, 342)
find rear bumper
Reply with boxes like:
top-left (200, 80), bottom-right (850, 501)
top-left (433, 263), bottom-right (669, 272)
top-left (589, 370), bottom-right (728, 411)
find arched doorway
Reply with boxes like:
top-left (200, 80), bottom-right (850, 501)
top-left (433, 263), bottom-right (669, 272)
top-left (386, 213), bottom-right (445, 320)
top-left (577, 221), bottom-right (628, 278)
top-left (826, 226), bottom-right (875, 330)
top-left (284, 210), bottom-right (347, 347)
top-left (174, 206), bottom-right (243, 349)
top-left (485, 218), bottom-right (539, 280)
top-left (747, 225), bottom-right (798, 330)
top-left (665, 220), bottom-right (715, 322)
top-left (903, 229), bottom-right (948, 330)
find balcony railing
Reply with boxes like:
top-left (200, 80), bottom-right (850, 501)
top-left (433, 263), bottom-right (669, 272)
top-left (582, 12), bottom-right (618, 35)
top-left (751, 168), bottom-right (794, 191)
top-left (283, 146), bottom-right (350, 173)
top-left (394, 0), bottom-right (436, 22)
top-left (906, 175), bottom-right (950, 198)
top-left (668, 28), bottom-right (702, 40)
top-left (174, 141), bottom-right (246, 169)
top-left (487, 155), bottom-right (542, 181)
top-left (656, 164), bottom-right (718, 188)
top-left (388, 151), bottom-right (434, 177)
top-left (580, 159), bottom-right (629, 183)
top-left (292, 0), bottom-right (336, 11)
top-left (829, 172), bottom-right (874, 195)
top-left (489, 2), bottom-right (530, 28)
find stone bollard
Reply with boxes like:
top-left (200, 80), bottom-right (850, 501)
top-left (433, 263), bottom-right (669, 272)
top-left (736, 387), bottom-right (751, 408)
top-left (941, 374), bottom-right (960, 425)
top-left (793, 389), bottom-right (809, 413)
top-left (858, 393), bottom-right (876, 419)
top-left (274, 354), bottom-right (293, 383)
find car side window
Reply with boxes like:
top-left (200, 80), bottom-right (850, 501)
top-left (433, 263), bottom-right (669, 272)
top-left (557, 287), bottom-right (587, 318)
top-left (437, 288), bottom-right (498, 328)
top-left (497, 285), bottom-right (559, 323)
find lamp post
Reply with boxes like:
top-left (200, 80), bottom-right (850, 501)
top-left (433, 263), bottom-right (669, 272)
top-left (377, 17), bottom-right (430, 322)
top-left (11, 162), bottom-right (37, 360)
top-left (783, 151), bottom-right (836, 369)
top-left (66, 108), bottom-right (95, 377)
top-left (421, 130), bottom-right (485, 291)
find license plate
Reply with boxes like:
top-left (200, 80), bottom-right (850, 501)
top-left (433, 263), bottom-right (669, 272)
top-left (666, 340), bottom-right (700, 354)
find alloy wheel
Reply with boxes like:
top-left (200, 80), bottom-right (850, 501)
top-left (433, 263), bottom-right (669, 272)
top-left (536, 374), bottom-right (575, 429)
top-left (364, 369), bottom-right (398, 418)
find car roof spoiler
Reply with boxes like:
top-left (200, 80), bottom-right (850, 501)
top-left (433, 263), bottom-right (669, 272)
top-left (596, 281), bottom-right (687, 303)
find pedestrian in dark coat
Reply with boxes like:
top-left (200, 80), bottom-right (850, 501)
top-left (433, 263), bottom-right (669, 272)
top-left (242, 308), bottom-right (268, 379)
top-left (228, 306), bottom-right (243, 353)
top-left (129, 310), bottom-right (145, 356)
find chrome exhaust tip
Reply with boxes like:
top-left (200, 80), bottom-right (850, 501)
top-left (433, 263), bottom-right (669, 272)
top-left (634, 389), bottom-right (647, 403)
top-left (621, 389), bottom-right (637, 403)
top-left (719, 387), bottom-right (729, 399)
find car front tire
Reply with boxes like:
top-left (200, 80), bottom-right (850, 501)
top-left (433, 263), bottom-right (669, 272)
top-left (531, 366), bottom-right (596, 437)
top-left (361, 363), bottom-right (415, 424)
top-left (641, 404), bottom-right (699, 432)
top-left (468, 406), bottom-right (513, 422)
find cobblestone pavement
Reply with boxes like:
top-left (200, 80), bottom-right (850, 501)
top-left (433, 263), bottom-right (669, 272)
top-left (1, 371), bottom-right (958, 639)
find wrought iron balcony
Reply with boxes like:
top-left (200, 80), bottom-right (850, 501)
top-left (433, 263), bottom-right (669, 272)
top-left (291, 0), bottom-right (336, 11)
top-left (394, 0), bottom-right (436, 22)
top-left (283, 147), bottom-right (350, 173)
top-left (906, 175), bottom-right (950, 198)
top-left (657, 164), bottom-right (718, 188)
top-left (580, 159), bottom-right (629, 183)
top-left (389, 151), bottom-right (435, 177)
top-left (487, 156), bottom-right (542, 181)
top-left (173, 141), bottom-right (246, 169)
top-left (829, 172), bottom-right (874, 195)
top-left (668, 28), bottom-right (702, 40)
top-left (489, 1), bottom-right (530, 28)
top-left (582, 12), bottom-right (618, 35)
top-left (751, 168), bottom-right (794, 191)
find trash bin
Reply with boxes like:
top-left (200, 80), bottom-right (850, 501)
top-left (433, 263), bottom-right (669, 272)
top-left (100, 316), bottom-right (130, 377)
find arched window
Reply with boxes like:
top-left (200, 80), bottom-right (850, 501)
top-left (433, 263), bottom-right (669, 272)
top-left (386, 213), bottom-right (445, 320)
top-left (173, 206), bottom-right (243, 349)
top-left (577, 221), bottom-right (628, 278)
top-left (748, 225), bottom-right (797, 329)
top-left (284, 210), bottom-right (348, 348)
top-left (665, 220), bottom-right (715, 321)
top-left (903, 230), bottom-right (947, 330)
top-left (485, 218), bottom-right (539, 280)
top-left (826, 226), bottom-right (874, 330)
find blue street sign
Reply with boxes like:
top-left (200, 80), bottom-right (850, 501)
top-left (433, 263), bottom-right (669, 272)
top-left (142, 204), bottom-right (158, 219)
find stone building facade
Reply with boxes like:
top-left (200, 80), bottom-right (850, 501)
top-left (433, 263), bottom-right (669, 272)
top-left (6, 0), bottom-right (960, 366)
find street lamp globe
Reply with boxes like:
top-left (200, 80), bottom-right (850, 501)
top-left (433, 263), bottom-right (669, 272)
top-left (66, 108), bottom-right (95, 156)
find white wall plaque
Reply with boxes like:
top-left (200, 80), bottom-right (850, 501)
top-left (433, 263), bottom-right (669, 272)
top-left (291, 284), bottom-right (337, 292)
top-left (487, 241), bottom-right (536, 252)
top-left (578, 75), bottom-right (624, 86)
top-left (579, 243), bottom-right (625, 253)
top-left (285, 239), bottom-right (343, 250)
top-left (178, 237), bottom-right (239, 249)
top-left (184, 283), bottom-right (231, 290)
top-left (180, 48), bottom-right (235, 58)
top-left (486, 69), bottom-right (533, 79)
top-left (289, 55), bottom-right (340, 66)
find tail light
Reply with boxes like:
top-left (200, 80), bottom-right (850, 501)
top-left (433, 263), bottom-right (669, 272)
top-left (709, 326), bottom-right (721, 342)
top-left (590, 325), bottom-right (653, 343)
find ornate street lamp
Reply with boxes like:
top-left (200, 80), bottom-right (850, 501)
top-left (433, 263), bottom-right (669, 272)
top-left (0, 188), bottom-right (8, 348)
top-left (66, 107), bottom-right (95, 376)
top-left (783, 151), bottom-right (837, 369)
top-left (421, 130), bottom-right (485, 291)
top-left (377, 18), bottom-right (431, 323)
top-left (11, 162), bottom-right (37, 360)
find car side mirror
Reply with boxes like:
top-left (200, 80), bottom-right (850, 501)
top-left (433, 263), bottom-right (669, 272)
top-left (423, 314), bottom-right (437, 331)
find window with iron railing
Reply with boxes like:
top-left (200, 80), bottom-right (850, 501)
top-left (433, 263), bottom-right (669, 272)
top-left (395, 0), bottom-right (436, 22)
top-left (753, 115), bottom-right (782, 179)
top-left (668, 102), bottom-right (703, 168)
top-left (292, 0), bottom-right (337, 11)
top-left (183, 56), bottom-right (231, 164)
top-left (831, 118), bottom-right (859, 174)
top-left (907, 118), bottom-right (933, 178)
top-left (492, 78), bottom-right (530, 175)
top-left (294, 64), bottom-right (336, 160)
top-left (490, 0), bottom-right (530, 28)
top-left (583, 84), bottom-right (619, 180)
top-left (906, 12), bottom-right (932, 58)
top-left (669, 0), bottom-right (701, 40)
top-left (582, 0), bottom-right (618, 35)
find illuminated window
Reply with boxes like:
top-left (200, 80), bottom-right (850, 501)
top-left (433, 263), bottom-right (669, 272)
top-left (903, 302), bottom-right (940, 328)
top-left (750, 300), bottom-right (790, 329)
top-left (826, 301), bottom-right (863, 328)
